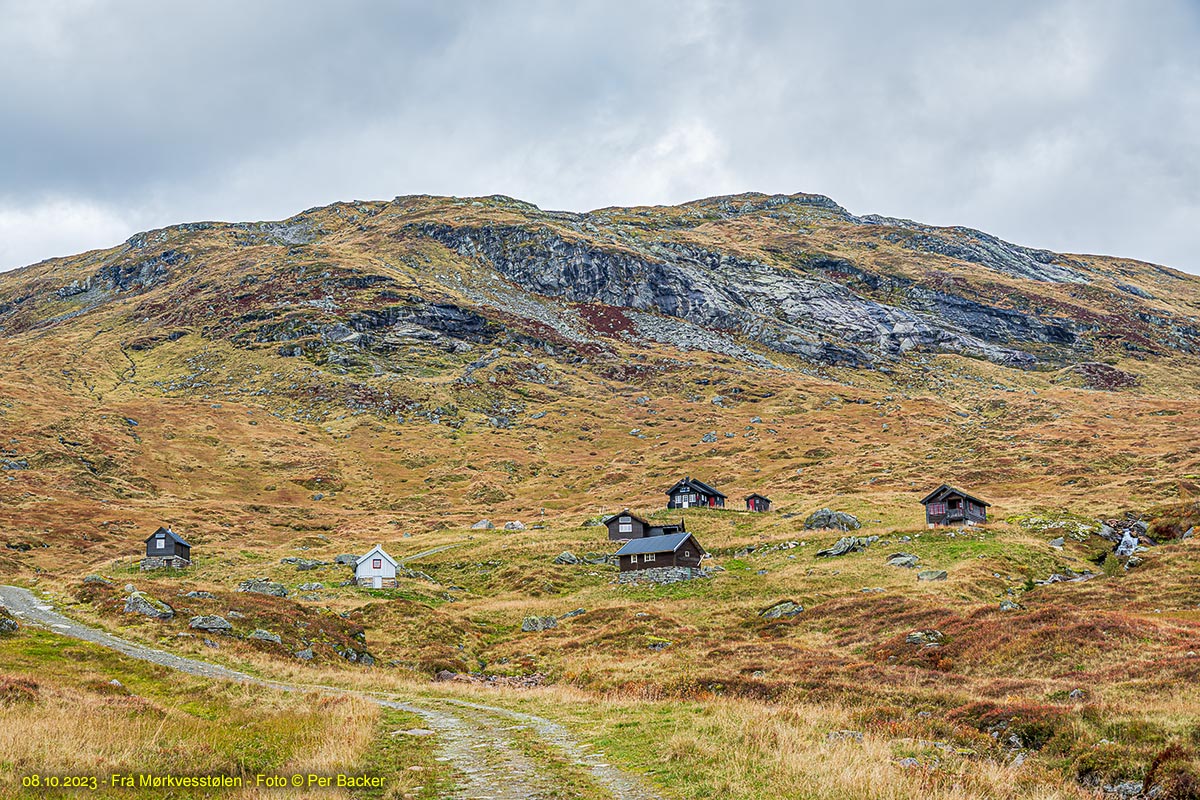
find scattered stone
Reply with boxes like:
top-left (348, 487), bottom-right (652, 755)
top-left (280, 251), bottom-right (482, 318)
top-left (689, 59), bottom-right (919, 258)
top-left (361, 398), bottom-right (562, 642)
top-left (124, 583), bottom-right (136, 593)
top-left (1049, 537), bottom-right (1065, 549)
top-left (906, 629), bottom-right (945, 646)
top-left (701, 431), bottom-right (718, 443)
top-left (521, 615), bottom-right (558, 632)
top-left (312, 493), bottom-right (324, 501)
top-left (1183, 526), bottom-right (1195, 540)
top-left (183, 591), bottom-right (215, 599)
top-left (247, 629), bottom-right (282, 644)
top-left (237, 578), bottom-right (288, 597)
top-left (189, 615), bottom-right (233, 634)
top-left (553, 551), bottom-right (580, 565)
top-left (761, 600), bottom-right (804, 619)
top-left (804, 509), bottom-right (861, 531)
top-left (558, 608), bottom-right (586, 620)
top-left (826, 730), bottom-right (864, 743)
top-left (886, 553), bottom-right (920, 569)
top-left (294, 647), bottom-right (314, 660)
top-left (917, 570), bottom-right (948, 582)
top-left (1069, 688), bottom-right (1085, 700)
top-left (0, 608), bottom-right (19, 635)
top-left (896, 757), bottom-right (921, 769)
top-left (296, 582), bottom-right (324, 591)
top-left (124, 591), bottom-right (174, 620)
top-left (1101, 781), bottom-right (1144, 798)
top-left (227, 611), bottom-right (245, 619)
top-left (471, 519), bottom-right (495, 529)
top-left (1036, 572), bottom-right (1096, 585)
top-left (1126, 556), bottom-right (1144, 568)
top-left (280, 557), bottom-right (326, 571)
top-left (504, 521), bottom-right (526, 531)
top-left (647, 640), bottom-right (671, 651)
top-left (334, 554), bottom-right (357, 565)
top-left (83, 574), bottom-right (111, 585)
top-left (1000, 600), bottom-right (1021, 612)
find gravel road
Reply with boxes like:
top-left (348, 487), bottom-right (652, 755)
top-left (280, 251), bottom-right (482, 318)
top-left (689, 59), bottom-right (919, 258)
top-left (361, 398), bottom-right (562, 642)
top-left (0, 585), bottom-right (662, 800)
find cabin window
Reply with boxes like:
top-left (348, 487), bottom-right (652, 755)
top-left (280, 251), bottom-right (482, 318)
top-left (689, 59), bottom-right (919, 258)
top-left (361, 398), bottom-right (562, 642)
top-left (630, 555), bottom-right (638, 564)
top-left (619, 516), bottom-right (630, 523)
top-left (645, 553), bottom-right (656, 562)
top-left (684, 550), bottom-right (691, 557)
top-left (372, 558), bottom-right (382, 569)
top-left (156, 535), bottom-right (166, 549)
top-left (928, 502), bottom-right (947, 515)
top-left (618, 523), bottom-right (632, 534)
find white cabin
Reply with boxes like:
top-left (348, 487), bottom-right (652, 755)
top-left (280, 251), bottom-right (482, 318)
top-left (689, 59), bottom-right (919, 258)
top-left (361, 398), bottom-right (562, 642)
top-left (355, 545), bottom-right (398, 588)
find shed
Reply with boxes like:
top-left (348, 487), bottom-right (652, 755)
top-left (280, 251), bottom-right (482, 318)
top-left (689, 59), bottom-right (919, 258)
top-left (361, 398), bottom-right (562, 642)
top-left (745, 493), bottom-right (772, 512)
top-left (602, 510), bottom-right (686, 540)
top-left (355, 545), bottom-right (398, 588)
top-left (921, 484), bottom-right (990, 526)
top-left (142, 527), bottom-right (190, 570)
top-left (665, 476), bottom-right (726, 509)
top-left (614, 532), bottom-right (706, 572)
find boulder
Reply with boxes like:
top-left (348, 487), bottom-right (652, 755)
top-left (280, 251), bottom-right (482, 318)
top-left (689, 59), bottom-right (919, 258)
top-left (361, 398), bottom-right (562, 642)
top-left (1183, 527), bottom-right (1195, 540)
top-left (294, 647), bottom-right (314, 660)
top-left (296, 582), bottom-right (324, 591)
top-left (247, 629), bottom-right (282, 644)
top-left (804, 509), bottom-right (861, 531)
top-left (815, 536), bottom-right (876, 557)
top-left (999, 600), bottom-right (1021, 612)
top-left (558, 608), bottom-right (586, 620)
top-left (124, 591), bottom-right (174, 620)
top-left (906, 629), bottom-right (944, 646)
top-left (237, 578), bottom-right (288, 597)
top-left (917, 570), bottom-right (948, 582)
top-left (0, 607), bottom-right (18, 635)
top-left (183, 591), bottom-right (215, 599)
top-left (334, 554), bottom-right (357, 565)
top-left (188, 615), bottom-right (232, 634)
top-left (83, 574), bottom-right (111, 585)
top-left (521, 615), bottom-right (558, 632)
top-left (281, 557), bottom-right (327, 571)
top-left (504, 521), bottom-right (526, 531)
top-left (471, 519), bottom-right (495, 529)
top-left (553, 551), bottom-right (580, 565)
top-left (761, 600), bottom-right (804, 619)
top-left (885, 553), bottom-right (920, 568)
top-left (1049, 537), bottom-right (1065, 549)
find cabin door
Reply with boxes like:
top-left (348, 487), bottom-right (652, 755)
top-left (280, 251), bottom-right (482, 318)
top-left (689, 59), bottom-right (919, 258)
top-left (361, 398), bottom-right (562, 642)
top-left (373, 576), bottom-right (382, 589)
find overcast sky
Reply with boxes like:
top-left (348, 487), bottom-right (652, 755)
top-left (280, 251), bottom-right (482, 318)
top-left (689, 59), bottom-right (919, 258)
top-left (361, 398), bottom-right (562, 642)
top-left (1, 0), bottom-right (1197, 273)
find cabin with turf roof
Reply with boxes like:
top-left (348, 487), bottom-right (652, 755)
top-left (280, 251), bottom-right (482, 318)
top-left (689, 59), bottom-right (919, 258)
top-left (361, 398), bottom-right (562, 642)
top-left (142, 527), bottom-right (191, 570)
top-left (921, 484), bottom-right (990, 527)
top-left (355, 545), bottom-right (398, 588)
top-left (745, 493), bottom-right (772, 512)
top-left (666, 476), bottom-right (726, 509)
top-left (602, 509), bottom-right (686, 541)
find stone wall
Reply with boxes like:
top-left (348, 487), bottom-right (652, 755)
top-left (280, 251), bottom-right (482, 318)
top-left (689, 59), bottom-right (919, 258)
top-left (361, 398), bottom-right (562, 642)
top-left (141, 556), bottom-right (190, 570)
top-left (618, 566), bottom-right (709, 585)
top-left (356, 577), bottom-right (398, 588)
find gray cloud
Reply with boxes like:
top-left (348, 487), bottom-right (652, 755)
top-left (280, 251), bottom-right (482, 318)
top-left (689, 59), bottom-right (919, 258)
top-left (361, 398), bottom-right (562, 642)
top-left (1, 0), bottom-right (1197, 272)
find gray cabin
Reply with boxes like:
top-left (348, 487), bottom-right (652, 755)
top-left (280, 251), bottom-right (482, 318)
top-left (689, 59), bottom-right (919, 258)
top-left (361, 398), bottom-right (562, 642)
top-left (602, 510), bottom-right (686, 541)
top-left (666, 476), bottom-right (726, 509)
top-left (142, 527), bottom-right (191, 570)
top-left (745, 493), bottom-right (771, 512)
top-left (921, 485), bottom-right (990, 526)
top-left (614, 532), bottom-right (706, 572)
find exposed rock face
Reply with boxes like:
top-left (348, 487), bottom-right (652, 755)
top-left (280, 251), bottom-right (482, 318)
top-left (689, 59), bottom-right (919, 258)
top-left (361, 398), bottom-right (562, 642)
top-left (124, 591), bottom-right (174, 620)
top-left (471, 519), bottom-right (495, 529)
top-left (189, 615), bottom-right (233, 633)
top-left (761, 600), bottom-right (804, 619)
top-left (248, 628), bottom-right (282, 644)
top-left (805, 509), bottom-right (861, 531)
top-left (0, 607), bottom-right (19, 635)
top-left (906, 629), bottom-right (945, 646)
top-left (521, 616), bottom-right (558, 632)
top-left (504, 521), bottom-right (526, 531)
top-left (917, 570), bottom-right (949, 582)
top-left (886, 553), bottom-right (920, 568)
top-left (553, 551), bottom-right (580, 565)
top-left (237, 578), bottom-right (288, 597)
top-left (815, 535), bottom-right (876, 557)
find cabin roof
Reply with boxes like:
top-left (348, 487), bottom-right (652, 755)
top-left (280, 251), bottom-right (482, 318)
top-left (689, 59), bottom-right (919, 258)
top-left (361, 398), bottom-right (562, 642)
top-left (356, 544), bottom-right (397, 567)
top-left (600, 509), bottom-right (650, 527)
top-left (920, 484), bottom-right (991, 507)
top-left (144, 526), bottom-right (190, 547)
top-left (745, 493), bottom-right (771, 502)
top-left (665, 476), bottom-right (726, 498)
top-left (614, 532), bottom-right (703, 556)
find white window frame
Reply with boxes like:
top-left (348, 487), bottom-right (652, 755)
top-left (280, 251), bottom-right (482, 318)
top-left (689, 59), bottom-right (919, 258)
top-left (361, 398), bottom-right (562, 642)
top-left (372, 558), bottom-right (382, 569)
top-left (684, 550), bottom-right (691, 557)
top-left (645, 553), bottom-right (656, 562)
top-left (618, 523), bottom-right (632, 533)
top-left (629, 554), bottom-right (638, 564)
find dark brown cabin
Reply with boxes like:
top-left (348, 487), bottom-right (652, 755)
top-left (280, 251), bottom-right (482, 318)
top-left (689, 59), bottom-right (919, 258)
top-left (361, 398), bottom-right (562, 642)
top-left (921, 485), bottom-right (990, 526)
top-left (614, 532), bottom-right (706, 572)
top-left (745, 493), bottom-right (771, 512)
top-left (143, 527), bottom-right (191, 564)
top-left (666, 476), bottom-right (726, 509)
top-left (602, 510), bottom-right (686, 541)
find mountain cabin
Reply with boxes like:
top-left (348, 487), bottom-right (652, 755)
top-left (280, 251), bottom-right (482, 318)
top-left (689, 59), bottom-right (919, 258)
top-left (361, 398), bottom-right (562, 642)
top-left (745, 493), bottom-right (772, 512)
top-left (921, 484), bottom-right (990, 526)
top-left (666, 476), bottom-right (726, 509)
top-left (355, 545), bottom-right (398, 588)
top-left (142, 527), bottom-right (191, 570)
top-left (602, 509), bottom-right (686, 541)
top-left (614, 532), bottom-right (706, 573)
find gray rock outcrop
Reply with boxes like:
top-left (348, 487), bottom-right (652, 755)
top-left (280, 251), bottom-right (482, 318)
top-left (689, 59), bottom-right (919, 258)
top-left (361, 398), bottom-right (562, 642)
top-left (804, 509), bottom-right (861, 531)
top-left (188, 615), bottom-right (232, 634)
top-left (237, 578), bottom-right (288, 597)
top-left (521, 616), bottom-right (558, 632)
top-left (124, 591), bottom-right (174, 620)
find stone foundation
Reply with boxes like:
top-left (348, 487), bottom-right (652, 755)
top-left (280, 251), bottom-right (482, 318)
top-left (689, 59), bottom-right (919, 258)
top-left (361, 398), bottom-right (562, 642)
top-left (141, 556), bottom-right (191, 570)
top-left (356, 577), bottom-right (398, 588)
top-left (618, 566), bottom-right (709, 585)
